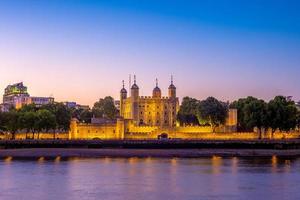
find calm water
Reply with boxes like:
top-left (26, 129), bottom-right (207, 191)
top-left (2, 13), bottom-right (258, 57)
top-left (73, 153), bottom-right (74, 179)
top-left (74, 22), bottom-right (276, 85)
top-left (0, 156), bottom-right (300, 200)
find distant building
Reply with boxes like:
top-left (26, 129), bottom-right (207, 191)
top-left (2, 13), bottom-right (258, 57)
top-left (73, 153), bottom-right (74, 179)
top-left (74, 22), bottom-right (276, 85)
top-left (64, 102), bottom-right (77, 109)
top-left (114, 100), bottom-right (120, 110)
top-left (30, 97), bottom-right (54, 107)
top-left (1, 82), bottom-right (54, 111)
top-left (63, 101), bottom-right (90, 110)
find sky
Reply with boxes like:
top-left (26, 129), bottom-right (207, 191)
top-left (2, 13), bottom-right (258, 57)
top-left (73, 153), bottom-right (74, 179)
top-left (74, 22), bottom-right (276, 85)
top-left (0, 0), bottom-right (300, 106)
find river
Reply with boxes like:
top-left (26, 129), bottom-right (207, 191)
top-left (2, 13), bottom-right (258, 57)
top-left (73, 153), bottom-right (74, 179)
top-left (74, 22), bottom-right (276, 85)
top-left (0, 156), bottom-right (299, 200)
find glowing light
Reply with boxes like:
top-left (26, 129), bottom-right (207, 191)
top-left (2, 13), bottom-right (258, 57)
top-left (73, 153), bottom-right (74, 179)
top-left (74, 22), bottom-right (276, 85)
top-left (38, 156), bottom-right (45, 163)
top-left (271, 155), bottom-right (277, 166)
top-left (54, 156), bottom-right (61, 163)
top-left (212, 155), bottom-right (222, 174)
top-left (4, 156), bottom-right (13, 163)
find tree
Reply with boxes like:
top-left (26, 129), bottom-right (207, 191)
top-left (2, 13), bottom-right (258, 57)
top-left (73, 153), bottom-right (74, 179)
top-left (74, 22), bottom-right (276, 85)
top-left (78, 109), bottom-right (93, 123)
top-left (71, 107), bottom-right (93, 123)
top-left (55, 103), bottom-right (72, 132)
top-left (36, 109), bottom-right (56, 139)
top-left (231, 96), bottom-right (268, 137)
top-left (0, 111), bottom-right (8, 137)
top-left (0, 111), bottom-right (5, 132)
top-left (243, 98), bottom-right (268, 138)
top-left (296, 110), bottom-right (300, 130)
top-left (177, 97), bottom-right (199, 126)
top-left (92, 96), bottom-right (118, 120)
top-left (41, 103), bottom-right (71, 134)
top-left (4, 110), bottom-right (20, 139)
top-left (18, 111), bottom-right (37, 139)
top-left (267, 96), bottom-right (298, 136)
top-left (19, 104), bottom-right (37, 113)
top-left (197, 97), bottom-right (228, 132)
top-left (230, 96), bottom-right (257, 131)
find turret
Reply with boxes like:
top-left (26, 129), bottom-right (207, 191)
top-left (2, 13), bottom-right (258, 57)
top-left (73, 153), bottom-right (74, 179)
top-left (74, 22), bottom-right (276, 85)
top-left (152, 78), bottom-right (161, 98)
top-left (130, 75), bottom-right (139, 121)
top-left (120, 80), bottom-right (127, 100)
top-left (131, 75), bottom-right (139, 100)
top-left (120, 80), bottom-right (127, 116)
top-left (168, 75), bottom-right (176, 98)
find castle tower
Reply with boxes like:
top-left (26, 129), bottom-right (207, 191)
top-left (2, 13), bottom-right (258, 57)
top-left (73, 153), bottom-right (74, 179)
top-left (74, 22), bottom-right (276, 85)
top-left (120, 80), bottom-right (127, 117)
top-left (69, 118), bottom-right (78, 139)
top-left (168, 75), bottom-right (177, 127)
top-left (152, 78), bottom-right (161, 98)
top-left (168, 75), bottom-right (176, 99)
top-left (130, 75), bottom-right (139, 121)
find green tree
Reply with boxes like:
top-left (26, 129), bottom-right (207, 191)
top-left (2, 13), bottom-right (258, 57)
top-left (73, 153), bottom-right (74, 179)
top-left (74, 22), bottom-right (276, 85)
top-left (4, 110), bottom-right (20, 139)
top-left (0, 111), bottom-right (8, 135)
top-left (92, 96), bottom-right (118, 120)
top-left (41, 103), bottom-right (71, 134)
top-left (55, 103), bottom-right (72, 132)
top-left (267, 96), bottom-right (298, 136)
top-left (19, 104), bottom-right (37, 113)
top-left (36, 109), bottom-right (57, 139)
top-left (18, 111), bottom-right (37, 139)
top-left (230, 96), bottom-right (256, 131)
top-left (177, 97), bottom-right (199, 126)
top-left (231, 96), bottom-right (268, 137)
top-left (197, 97), bottom-right (228, 132)
top-left (296, 110), bottom-right (300, 129)
top-left (79, 109), bottom-right (93, 123)
top-left (71, 107), bottom-right (93, 123)
top-left (243, 98), bottom-right (268, 138)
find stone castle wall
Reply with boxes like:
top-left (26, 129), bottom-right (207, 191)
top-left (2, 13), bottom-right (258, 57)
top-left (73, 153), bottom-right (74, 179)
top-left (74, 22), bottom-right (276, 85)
top-left (67, 119), bottom-right (300, 140)
top-left (1, 132), bottom-right (69, 140)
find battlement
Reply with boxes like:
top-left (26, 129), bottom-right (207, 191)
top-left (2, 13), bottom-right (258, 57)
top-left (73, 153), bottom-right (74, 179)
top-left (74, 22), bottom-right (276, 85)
top-left (139, 96), bottom-right (170, 100)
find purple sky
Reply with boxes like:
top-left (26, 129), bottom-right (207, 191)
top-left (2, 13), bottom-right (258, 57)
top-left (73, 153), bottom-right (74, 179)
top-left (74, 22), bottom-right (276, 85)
top-left (0, 0), bottom-right (299, 106)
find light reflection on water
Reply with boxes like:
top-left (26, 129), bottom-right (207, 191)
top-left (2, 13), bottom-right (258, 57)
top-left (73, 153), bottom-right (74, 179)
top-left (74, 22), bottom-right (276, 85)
top-left (0, 156), bottom-right (300, 200)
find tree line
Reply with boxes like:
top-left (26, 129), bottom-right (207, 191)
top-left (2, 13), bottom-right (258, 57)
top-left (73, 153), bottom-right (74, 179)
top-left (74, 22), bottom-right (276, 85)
top-left (0, 103), bottom-right (71, 139)
top-left (1, 95), bottom-right (299, 139)
top-left (0, 96), bottom-right (118, 139)
top-left (71, 96), bottom-right (118, 123)
top-left (230, 96), bottom-right (299, 135)
top-left (177, 96), bottom-right (228, 132)
top-left (178, 95), bottom-right (300, 135)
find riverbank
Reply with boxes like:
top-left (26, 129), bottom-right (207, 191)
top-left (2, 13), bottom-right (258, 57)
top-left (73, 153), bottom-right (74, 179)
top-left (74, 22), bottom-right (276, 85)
top-left (2, 148), bottom-right (300, 158)
top-left (2, 139), bottom-right (300, 149)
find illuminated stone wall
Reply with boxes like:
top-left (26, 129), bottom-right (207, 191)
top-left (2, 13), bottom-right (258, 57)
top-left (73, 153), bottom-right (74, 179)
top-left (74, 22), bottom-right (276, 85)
top-left (6, 132), bottom-right (69, 140)
top-left (69, 123), bottom-right (119, 139)
top-left (121, 96), bottom-right (179, 127)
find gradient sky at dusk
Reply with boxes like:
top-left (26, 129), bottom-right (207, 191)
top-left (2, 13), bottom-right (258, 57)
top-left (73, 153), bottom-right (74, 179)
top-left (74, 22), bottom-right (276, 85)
top-left (1, 0), bottom-right (300, 106)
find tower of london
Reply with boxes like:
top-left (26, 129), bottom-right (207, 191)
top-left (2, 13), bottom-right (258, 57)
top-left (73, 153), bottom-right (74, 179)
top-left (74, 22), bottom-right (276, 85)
top-left (120, 76), bottom-right (179, 127)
